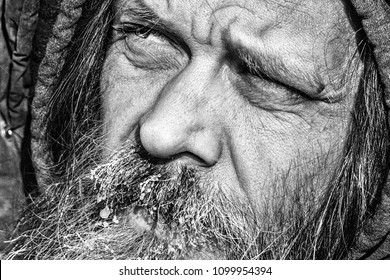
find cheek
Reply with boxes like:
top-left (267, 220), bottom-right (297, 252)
top-left (219, 102), bottom-right (349, 205)
top-left (100, 44), bottom-right (350, 211)
top-left (100, 51), bottom-right (172, 151)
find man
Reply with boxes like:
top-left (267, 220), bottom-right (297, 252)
top-left (5, 0), bottom-right (390, 259)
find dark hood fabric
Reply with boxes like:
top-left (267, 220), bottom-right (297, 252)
top-left (350, 0), bottom-right (390, 106)
top-left (347, 0), bottom-right (390, 259)
top-left (15, 0), bottom-right (390, 259)
top-left (0, 0), bottom-right (39, 250)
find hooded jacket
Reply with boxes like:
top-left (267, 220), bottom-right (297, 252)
top-left (1, 0), bottom-right (389, 259)
top-left (0, 0), bottom-right (38, 250)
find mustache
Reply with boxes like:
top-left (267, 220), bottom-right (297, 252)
top-left (91, 143), bottom-right (199, 228)
top-left (8, 141), bottom-right (258, 259)
top-left (90, 142), bottom-right (254, 259)
top-left (8, 138), bottom-right (337, 260)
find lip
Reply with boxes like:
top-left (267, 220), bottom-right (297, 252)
top-left (128, 206), bottom-right (157, 232)
top-left (128, 205), bottom-right (180, 241)
top-left (127, 206), bottom-right (224, 259)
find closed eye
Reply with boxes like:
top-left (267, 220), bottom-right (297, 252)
top-left (113, 22), bottom-right (165, 41)
top-left (237, 54), bottom-right (276, 83)
top-left (235, 52), bottom-right (324, 102)
top-left (111, 22), bottom-right (186, 71)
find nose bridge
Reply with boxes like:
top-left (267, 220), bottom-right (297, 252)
top-left (146, 59), bottom-right (213, 131)
top-left (159, 62), bottom-right (212, 120)
top-left (139, 60), bottom-right (223, 165)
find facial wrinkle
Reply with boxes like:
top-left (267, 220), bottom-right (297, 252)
top-left (187, 0), bottom-right (217, 46)
top-left (135, 0), bottom-right (265, 49)
top-left (186, 1), bottom-right (256, 47)
top-left (141, 0), bottom-right (169, 14)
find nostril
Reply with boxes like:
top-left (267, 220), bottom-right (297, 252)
top-left (138, 107), bottom-right (222, 168)
top-left (170, 152), bottom-right (212, 167)
top-left (140, 121), bottom-right (185, 159)
top-left (138, 151), bottom-right (210, 167)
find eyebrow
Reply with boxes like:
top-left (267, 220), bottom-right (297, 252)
top-left (118, 0), bottom-right (161, 24)
top-left (115, 0), bottom-right (189, 49)
top-left (224, 38), bottom-right (323, 94)
top-left (116, 0), bottom-right (323, 94)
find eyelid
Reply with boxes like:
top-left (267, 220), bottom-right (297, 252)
top-left (237, 51), bottom-right (328, 101)
top-left (115, 15), bottom-right (192, 54)
top-left (234, 52), bottom-right (318, 103)
top-left (238, 52), bottom-right (286, 88)
top-left (113, 22), bottom-right (187, 54)
top-left (113, 22), bottom-right (162, 39)
top-left (243, 59), bottom-right (275, 84)
top-left (111, 23), bottom-right (186, 71)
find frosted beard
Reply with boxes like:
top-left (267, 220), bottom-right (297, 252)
top-left (9, 141), bottom-right (323, 259)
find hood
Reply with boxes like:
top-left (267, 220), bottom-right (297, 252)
top-left (29, 0), bottom-right (390, 259)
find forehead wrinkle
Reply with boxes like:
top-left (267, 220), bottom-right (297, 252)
top-left (116, 0), bottom-right (159, 21)
top-left (189, 1), bottom-right (260, 46)
top-left (223, 28), bottom-right (322, 92)
top-left (142, 0), bottom-right (169, 13)
top-left (120, 0), bottom-right (273, 47)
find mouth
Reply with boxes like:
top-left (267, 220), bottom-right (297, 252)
top-left (128, 206), bottom-right (158, 233)
top-left (127, 205), bottom-right (174, 242)
top-left (127, 206), bottom-right (224, 259)
top-left (125, 205), bottom-right (189, 255)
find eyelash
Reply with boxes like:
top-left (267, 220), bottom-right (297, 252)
top-left (235, 64), bottom-right (313, 106)
top-left (112, 22), bottom-right (164, 41)
top-left (238, 60), bottom-right (274, 83)
top-left (234, 55), bottom-right (314, 101)
top-left (113, 23), bottom-right (310, 104)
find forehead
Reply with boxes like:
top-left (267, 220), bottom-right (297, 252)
top-left (115, 0), bottom-right (346, 37)
top-left (114, 0), bottom-right (351, 88)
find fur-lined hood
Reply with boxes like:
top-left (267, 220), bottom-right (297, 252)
top-left (29, 0), bottom-right (390, 259)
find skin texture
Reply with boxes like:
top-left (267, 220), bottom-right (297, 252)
top-left (8, 0), bottom-right (390, 260)
top-left (101, 0), bottom-right (361, 218)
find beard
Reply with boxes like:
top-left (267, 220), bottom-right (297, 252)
top-left (7, 131), bottom-right (339, 260)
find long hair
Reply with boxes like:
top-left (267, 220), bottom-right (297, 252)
top-left (302, 2), bottom-right (390, 258)
top-left (45, 0), bottom-right (114, 177)
top-left (289, 49), bottom-right (390, 259)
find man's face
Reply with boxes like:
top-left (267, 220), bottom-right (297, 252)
top-left (98, 0), bottom-right (361, 257)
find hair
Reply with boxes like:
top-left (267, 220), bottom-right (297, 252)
top-left (299, 1), bottom-right (390, 258)
top-left (45, 0), bottom-right (114, 176)
top-left (31, 0), bottom-right (390, 259)
top-left (289, 50), bottom-right (390, 259)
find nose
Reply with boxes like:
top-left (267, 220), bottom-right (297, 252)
top-left (139, 62), bottom-right (223, 167)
